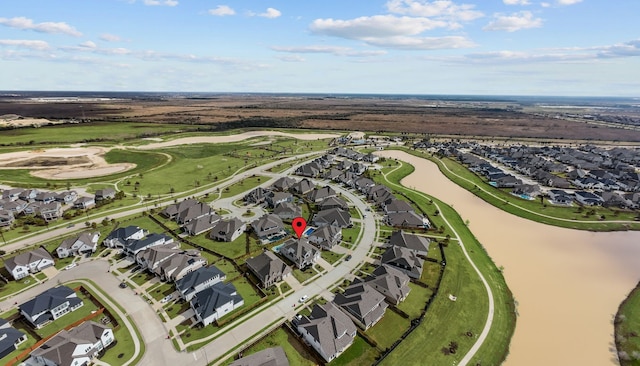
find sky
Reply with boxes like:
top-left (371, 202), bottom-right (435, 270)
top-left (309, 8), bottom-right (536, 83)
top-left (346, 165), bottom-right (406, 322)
top-left (1, 0), bottom-right (639, 96)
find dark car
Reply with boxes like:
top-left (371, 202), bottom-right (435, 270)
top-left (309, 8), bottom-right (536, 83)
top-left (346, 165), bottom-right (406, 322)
top-left (119, 282), bottom-right (128, 289)
top-left (345, 254), bottom-right (352, 261)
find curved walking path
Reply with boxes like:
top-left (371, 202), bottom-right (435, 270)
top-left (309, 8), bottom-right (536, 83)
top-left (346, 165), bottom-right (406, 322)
top-left (380, 160), bottom-right (495, 366)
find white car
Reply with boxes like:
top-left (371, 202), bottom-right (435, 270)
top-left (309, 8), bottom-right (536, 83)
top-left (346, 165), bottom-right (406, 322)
top-left (298, 295), bottom-right (309, 303)
top-left (161, 295), bottom-right (173, 303)
top-left (64, 263), bottom-right (77, 270)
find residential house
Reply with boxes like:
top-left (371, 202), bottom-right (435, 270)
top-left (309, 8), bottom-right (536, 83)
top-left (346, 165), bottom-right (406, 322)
top-left (266, 192), bottom-right (293, 209)
top-left (56, 231), bottom-right (100, 258)
top-left (124, 233), bottom-right (174, 256)
top-left (29, 321), bottom-right (114, 366)
top-left (209, 218), bottom-right (246, 242)
top-left (336, 171), bottom-right (357, 187)
top-left (244, 187), bottom-right (270, 204)
top-left (295, 302), bottom-right (357, 362)
top-left (135, 242), bottom-right (181, 271)
top-left (386, 211), bottom-right (429, 229)
top-left (312, 208), bottom-right (352, 228)
top-left (245, 251), bottom-right (291, 288)
top-left (270, 177), bottom-right (297, 192)
top-left (318, 196), bottom-right (348, 211)
top-left (574, 191), bottom-right (604, 206)
top-left (350, 162), bottom-right (366, 175)
top-left (191, 282), bottom-right (244, 326)
top-left (278, 238), bottom-right (320, 269)
top-left (161, 198), bottom-right (198, 219)
top-left (364, 153), bottom-right (380, 163)
top-left (380, 246), bottom-right (424, 279)
top-left (19, 189), bottom-right (38, 202)
top-left (367, 185), bottom-right (394, 206)
top-left (389, 231), bottom-right (430, 256)
top-left (601, 191), bottom-right (632, 208)
top-left (2, 199), bottom-right (27, 214)
top-left (175, 266), bottom-right (226, 301)
top-left (38, 202), bottom-right (63, 221)
top-left (73, 196), bottom-right (96, 209)
top-left (55, 190), bottom-right (78, 204)
top-left (353, 177), bottom-right (375, 194)
top-left (333, 281), bottom-right (387, 330)
top-left (4, 248), bottom-right (55, 280)
top-left (229, 346), bottom-right (289, 366)
top-left (382, 199), bottom-right (413, 214)
top-left (0, 319), bottom-right (27, 359)
top-left (34, 192), bottom-right (57, 204)
top-left (0, 209), bottom-right (14, 227)
top-left (295, 162), bottom-right (321, 178)
top-left (251, 214), bottom-right (287, 243)
top-left (103, 226), bottom-right (146, 248)
top-left (176, 202), bottom-right (214, 225)
top-left (511, 184), bottom-right (541, 200)
top-left (183, 214), bottom-right (221, 236)
top-left (154, 250), bottom-right (207, 282)
top-left (308, 225), bottom-right (342, 250)
top-left (1, 188), bottom-right (22, 202)
top-left (290, 179), bottom-right (314, 195)
top-left (273, 202), bottom-right (302, 221)
top-left (323, 168), bottom-right (343, 181)
top-left (307, 186), bottom-right (336, 203)
top-left (492, 175), bottom-right (522, 188)
top-left (547, 190), bottom-right (574, 206)
top-left (94, 188), bottom-right (116, 201)
top-left (363, 264), bottom-right (411, 305)
top-left (20, 286), bottom-right (83, 328)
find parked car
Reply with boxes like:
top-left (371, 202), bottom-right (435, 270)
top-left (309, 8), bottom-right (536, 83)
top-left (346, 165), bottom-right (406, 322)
top-left (64, 263), bottom-right (77, 270)
top-left (161, 295), bottom-right (173, 303)
top-left (345, 255), bottom-right (352, 261)
top-left (119, 282), bottom-right (128, 289)
top-left (298, 295), bottom-right (309, 303)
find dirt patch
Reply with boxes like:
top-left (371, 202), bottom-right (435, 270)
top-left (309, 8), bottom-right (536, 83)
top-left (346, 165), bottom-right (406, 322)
top-left (2, 156), bottom-right (91, 167)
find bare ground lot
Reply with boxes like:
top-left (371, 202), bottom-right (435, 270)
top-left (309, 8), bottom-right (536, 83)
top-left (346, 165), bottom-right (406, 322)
top-left (1, 96), bottom-right (640, 141)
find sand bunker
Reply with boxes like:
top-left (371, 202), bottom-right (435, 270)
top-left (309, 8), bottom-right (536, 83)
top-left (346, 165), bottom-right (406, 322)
top-left (135, 130), bottom-right (340, 150)
top-left (0, 147), bottom-right (135, 180)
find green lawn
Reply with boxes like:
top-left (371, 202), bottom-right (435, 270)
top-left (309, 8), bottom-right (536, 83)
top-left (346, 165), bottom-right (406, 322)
top-left (397, 283), bottom-right (433, 319)
top-left (221, 326), bottom-right (317, 366)
top-left (0, 271), bottom-right (40, 298)
top-left (328, 335), bottom-right (378, 366)
top-left (165, 301), bottom-right (191, 320)
top-left (321, 250), bottom-right (343, 265)
top-left (190, 233), bottom-right (248, 260)
top-left (366, 309), bottom-right (410, 349)
top-left (131, 271), bottom-right (155, 286)
top-left (615, 281), bottom-right (640, 365)
top-left (341, 223), bottom-right (361, 243)
top-left (292, 267), bottom-right (317, 284)
top-left (219, 175), bottom-right (268, 199)
top-left (149, 282), bottom-right (175, 301)
top-left (420, 260), bottom-right (443, 289)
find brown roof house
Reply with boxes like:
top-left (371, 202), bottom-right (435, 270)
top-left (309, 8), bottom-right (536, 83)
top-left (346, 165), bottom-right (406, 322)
top-left (246, 251), bottom-right (291, 288)
top-left (295, 302), bottom-right (357, 362)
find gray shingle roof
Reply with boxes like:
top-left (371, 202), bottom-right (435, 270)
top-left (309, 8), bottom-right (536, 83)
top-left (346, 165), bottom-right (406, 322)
top-left (192, 282), bottom-right (243, 321)
top-left (20, 286), bottom-right (81, 319)
top-left (175, 266), bottom-right (225, 298)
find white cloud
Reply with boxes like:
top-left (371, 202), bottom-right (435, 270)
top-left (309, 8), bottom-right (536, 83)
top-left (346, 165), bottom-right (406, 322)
top-left (143, 0), bottom-right (178, 6)
top-left (503, 0), bottom-right (530, 5)
top-left (79, 41), bottom-right (97, 49)
top-left (483, 11), bottom-right (543, 32)
top-left (271, 45), bottom-right (387, 57)
top-left (209, 5), bottom-right (235, 16)
top-left (0, 39), bottom-right (50, 50)
top-left (100, 33), bottom-right (122, 42)
top-left (0, 17), bottom-right (82, 37)
top-left (541, 2), bottom-right (551, 7)
top-left (259, 8), bottom-right (282, 19)
top-left (310, 15), bottom-right (448, 39)
top-left (385, 0), bottom-right (484, 23)
top-left (276, 55), bottom-right (305, 62)
top-left (557, 0), bottom-right (582, 5)
top-left (365, 35), bottom-right (475, 49)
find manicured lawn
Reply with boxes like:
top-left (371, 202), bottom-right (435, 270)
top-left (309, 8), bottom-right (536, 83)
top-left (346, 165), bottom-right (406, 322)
top-left (35, 292), bottom-right (99, 338)
top-left (366, 309), bottom-right (411, 349)
top-left (321, 250), bottom-right (343, 265)
top-left (292, 267), bottom-right (317, 284)
top-left (165, 301), bottom-right (191, 320)
top-left (0, 270), bottom-right (39, 298)
top-left (615, 281), bottom-right (640, 366)
top-left (191, 233), bottom-right (248, 260)
top-left (420, 260), bottom-right (443, 289)
top-left (131, 271), bottom-right (155, 286)
top-left (119, 214), bottom-right (167, 234)
top-left (221, 326), bottom-right (316, 366)
top-left (341, 223), bottom-right (361, 243)
top-left (149, 282), bottom-right (175, 301)
top-left (211, 259), bottom-right (240, 279)
top-left (328, 335), bottom-right (378, 366)
top-left (219, 175), bottom-right (267, 199)
top-left (397, 282), bottom-right (433, 319)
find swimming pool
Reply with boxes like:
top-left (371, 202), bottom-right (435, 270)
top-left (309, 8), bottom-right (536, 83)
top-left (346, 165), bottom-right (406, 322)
top-left (272, 244), bottom-right (284, 253)
top-left (304, 227), bottom-right (315, 236)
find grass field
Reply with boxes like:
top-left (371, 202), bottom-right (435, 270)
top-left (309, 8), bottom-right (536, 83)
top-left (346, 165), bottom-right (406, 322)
top-left (0, 122), bottom-right (200, 146)
top-left (328, 335), bottom-right (378, 366)
top-left (219, 175), bottom-right (268, 199)
top-left (615, 281), bottom-right (640, 365)
top-left (366, 309), bottom-right (410, 349)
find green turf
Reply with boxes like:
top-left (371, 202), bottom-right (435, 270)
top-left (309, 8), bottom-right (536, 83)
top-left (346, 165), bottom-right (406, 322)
top-left (328, 335), bottom-right (378, 366)
top-left (365, 308), bottom-right (410, 349)
top-left (615, 281), bottom-right (640, 365)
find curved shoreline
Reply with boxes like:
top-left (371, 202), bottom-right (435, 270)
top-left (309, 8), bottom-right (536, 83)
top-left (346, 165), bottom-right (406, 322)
top-left (380, 149), bottom-right (640, 365)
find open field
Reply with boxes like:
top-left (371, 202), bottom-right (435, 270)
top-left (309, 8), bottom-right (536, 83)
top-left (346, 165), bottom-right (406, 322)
top-left (3, 96), bottom-right (640, 142)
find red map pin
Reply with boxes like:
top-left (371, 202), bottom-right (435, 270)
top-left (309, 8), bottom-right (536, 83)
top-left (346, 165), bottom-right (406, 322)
top-left (292, 217), bottom-right (307, 239)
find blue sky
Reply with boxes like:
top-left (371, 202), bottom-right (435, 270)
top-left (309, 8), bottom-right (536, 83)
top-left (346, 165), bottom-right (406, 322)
top-left (1, 0), bottom-right (639, 96)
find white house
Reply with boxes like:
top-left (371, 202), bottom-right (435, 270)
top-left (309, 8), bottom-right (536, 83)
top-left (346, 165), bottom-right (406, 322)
top-left (4, 247), bottom-right (55, 280)
top-left (191, 282), bottom-right (244, 326)
top-left (20, 286), bottom-right (83, 328)
top-left (56, 232), bottom-right (100, 258)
